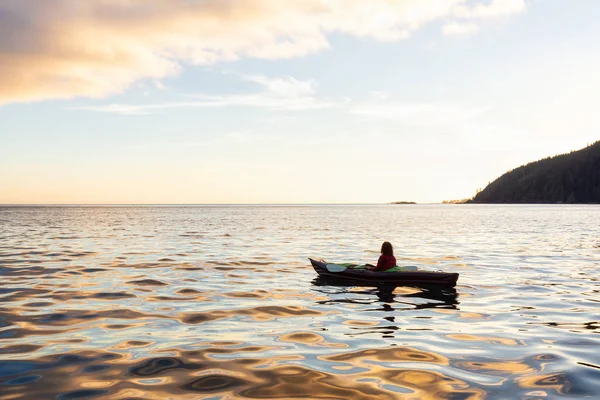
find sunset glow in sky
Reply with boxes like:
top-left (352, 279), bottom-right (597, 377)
top-left (1, 0), bottom-right (599, 203)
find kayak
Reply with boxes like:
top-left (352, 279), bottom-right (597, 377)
top-left (309, 258), bottom-right (459, 287)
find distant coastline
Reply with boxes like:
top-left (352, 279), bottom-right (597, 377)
top-left (441, 199), bottom-right (469, 204)
top-left (389, 201), bottom-right (417, 205)
top-left (468, 141), bottom-right (599, 204)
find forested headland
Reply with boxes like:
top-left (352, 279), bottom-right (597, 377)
top-left (469, 141), bottom-right (600, 204)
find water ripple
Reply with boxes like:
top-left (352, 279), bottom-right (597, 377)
top-left (0, 205), bottom-right (599, 398)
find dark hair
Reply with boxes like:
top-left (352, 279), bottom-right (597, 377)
top-left (381, 241), bottom-right (393, 256)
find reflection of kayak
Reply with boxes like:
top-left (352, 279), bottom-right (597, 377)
top-left (309, 258), bottom-right (459, 287)
top-left (311, 276), bottom-right (459, 308)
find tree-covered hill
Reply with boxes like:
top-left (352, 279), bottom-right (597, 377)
top-left (469, 141), bottom-right (600, 203)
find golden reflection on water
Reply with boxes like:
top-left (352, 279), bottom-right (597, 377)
top-left (112, 340), bottom-right (153, 350)
top-left (379, 370), bottom-right (487, 400)
top-left (458, 312), bottom-right (488, 320)
top-left (1, 341), bottom-right (505, 399)
top-left (278, 332), bottom-right (348, 348)
top-left (457, 360), bottom-right (535, 374)
top-left (180, 305), bottom-right (330, 324)
top-left (1, 205), bottom-right (599, 398)
top-left (322, 347), bottom-right (449, 365)
top-left (517, 373), bottom-right (571, 394)
top-left (343, 320), bottom-right (380, 327)
top-left (447, 334), bottom-right (521, 346)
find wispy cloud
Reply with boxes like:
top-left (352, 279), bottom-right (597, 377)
top-left (443, 22), bottom-right (480, 37)
top-left (452, 0), bottom-right (526, 20)
top-left (73, 74), bottom-right (338, 114)
top-left (74, 73), bottom-right (489, 127)
top-left (443, 0), bottom-right (525, 37)
top-left (0, 0), bottom-right (526, 104)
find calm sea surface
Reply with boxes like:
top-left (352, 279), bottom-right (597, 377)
top-left (0, 205), bottom-right (599, 399)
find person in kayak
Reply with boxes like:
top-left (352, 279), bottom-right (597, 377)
top-left (367, 241), bottom-right (396, 271)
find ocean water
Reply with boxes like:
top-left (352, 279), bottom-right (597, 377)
top-left (0, 204), bottom-right (598, 399)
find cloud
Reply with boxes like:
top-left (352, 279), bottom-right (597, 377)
top-left (73, 74), bottom-right (338, 114)
top-left (238, 74), bottom-right (316, 99)
top-left (453, 0), bottom-right (526, 20)
top-left (443, 22), bottom-right (480, 36)
top-left (75, 74), bottom-right (489, 128)
top-left (444, 0), bottom-right (525, 37)
top-left (0, 0), bottom-right (526, 104)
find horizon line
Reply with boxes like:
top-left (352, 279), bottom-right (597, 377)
top-left (0, 202), bottom-right (442, 206)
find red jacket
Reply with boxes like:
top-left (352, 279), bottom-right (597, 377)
top-left (372, 254), bottom-right (396, 271)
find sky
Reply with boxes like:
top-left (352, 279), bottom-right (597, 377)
top-left (1, 0), bottom-right (599, 204)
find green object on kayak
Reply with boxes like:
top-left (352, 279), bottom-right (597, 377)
top-left (325, 263), bottom-right (418, 273)
top-left (325, 263), bottom-right (351, 272)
